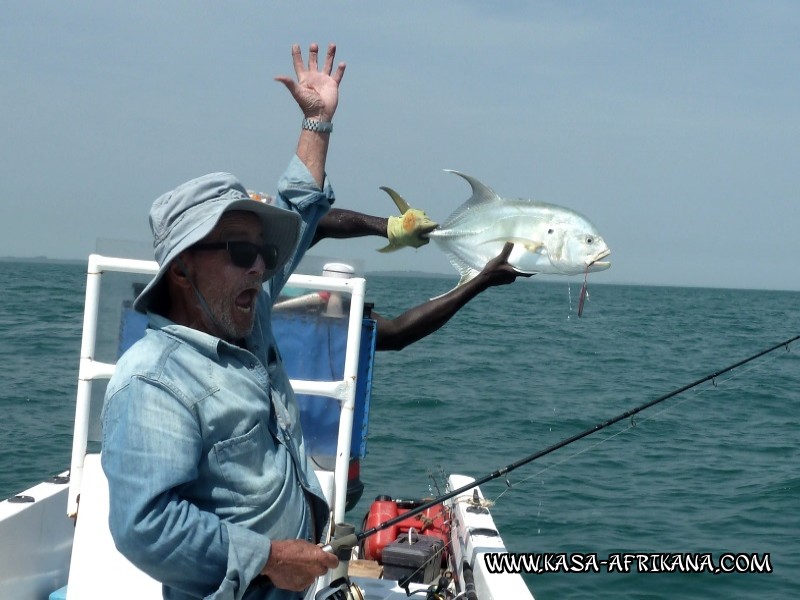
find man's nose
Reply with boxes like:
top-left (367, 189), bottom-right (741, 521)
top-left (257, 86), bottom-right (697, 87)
top-left (250, 251), bottom-right (267, 276)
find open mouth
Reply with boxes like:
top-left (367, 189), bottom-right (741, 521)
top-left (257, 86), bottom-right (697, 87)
top-left (587, 249), bottom-right (612, 270)
top-left (234, 288), bottom-right (259, 313)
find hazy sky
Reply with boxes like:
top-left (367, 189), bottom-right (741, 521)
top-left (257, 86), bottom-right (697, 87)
top-left (3, 2), bottom-right (798, 291)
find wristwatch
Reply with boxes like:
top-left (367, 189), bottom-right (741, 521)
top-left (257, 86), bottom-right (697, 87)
top-left (301, 118), bottom-right (333, 133)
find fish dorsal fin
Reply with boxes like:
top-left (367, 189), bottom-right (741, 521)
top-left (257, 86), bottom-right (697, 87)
top-left (441, 170), bottom-right (501, 226)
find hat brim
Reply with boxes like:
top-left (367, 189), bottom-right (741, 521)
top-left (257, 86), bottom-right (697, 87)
top-left (133, 199), bottom-right (300, 313)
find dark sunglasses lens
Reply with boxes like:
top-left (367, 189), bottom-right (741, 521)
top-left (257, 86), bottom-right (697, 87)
top-left (229, 243), bottom-right (278, 269)
top-left (228, 243), bottom-right (259, 268)
top-left (261, 245), bottom-right (279, 269)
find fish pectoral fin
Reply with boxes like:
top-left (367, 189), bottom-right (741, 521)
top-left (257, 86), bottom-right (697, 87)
top-left (429, 266), bottom-right (481, 300)
top-left (481, 237), bottom-right (545, 254)
top-left (431, 269), bottom-right (479, 300)
top-left (457, 269), bottom-right (480, 288)
top-left (379, 186), bottom-right (412, 214)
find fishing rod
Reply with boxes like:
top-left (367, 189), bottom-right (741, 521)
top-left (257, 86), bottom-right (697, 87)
top-left (323, 333), bottom-right (799, 554)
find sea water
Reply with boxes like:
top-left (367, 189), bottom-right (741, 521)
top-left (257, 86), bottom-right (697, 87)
top-left (1, 260), bottom-right (798, 599)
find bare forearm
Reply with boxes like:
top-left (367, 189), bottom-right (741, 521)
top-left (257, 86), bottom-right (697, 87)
top-left (374, 243), bottom-right (523, 351)
top-left (374, 274), bottom-right (493, 352)
top-left (312, 209), bottom-right (388, 245)
top-left (295, 129), bottom-right (330, 189)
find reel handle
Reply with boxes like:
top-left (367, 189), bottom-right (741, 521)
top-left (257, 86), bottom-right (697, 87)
top-left (320, 532), bottom-right (359, 556)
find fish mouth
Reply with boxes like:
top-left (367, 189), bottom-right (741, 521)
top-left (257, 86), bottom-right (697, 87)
top-left (586, 249), bottom-right (611, 272)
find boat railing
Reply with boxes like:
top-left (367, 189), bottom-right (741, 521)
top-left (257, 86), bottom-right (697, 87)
top-left (69, 254), bottom-right (366, 527)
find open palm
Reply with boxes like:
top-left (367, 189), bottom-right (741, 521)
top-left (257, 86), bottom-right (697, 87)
top-left (275, 43), bottom-right (346, 121)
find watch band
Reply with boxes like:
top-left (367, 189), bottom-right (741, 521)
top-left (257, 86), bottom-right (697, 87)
top-left (301, 118), bottom-right (333, 133)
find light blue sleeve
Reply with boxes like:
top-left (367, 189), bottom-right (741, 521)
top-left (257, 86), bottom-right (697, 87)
top-left (268, 155), bottom-right (334, 296)
top-left (101, 377), bottom-right (269, 600)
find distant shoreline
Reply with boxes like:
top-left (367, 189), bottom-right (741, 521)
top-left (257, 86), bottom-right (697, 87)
top-left (0, 255), bottom-right (452, 277)
top-left (0, 256), bottom-right (85, 266)
top-left (2, 256), bottom-right (798, 293)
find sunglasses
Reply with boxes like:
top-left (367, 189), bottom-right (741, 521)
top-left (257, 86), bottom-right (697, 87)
top-left (192, 241), bottom-right (279, 270)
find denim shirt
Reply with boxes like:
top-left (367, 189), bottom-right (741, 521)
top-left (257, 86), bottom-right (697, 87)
top-left (101, 156), bottom-right (333, 600)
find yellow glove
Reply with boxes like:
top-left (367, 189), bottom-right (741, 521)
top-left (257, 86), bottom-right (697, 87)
top-left (377, 186), bottom-right (439, 252)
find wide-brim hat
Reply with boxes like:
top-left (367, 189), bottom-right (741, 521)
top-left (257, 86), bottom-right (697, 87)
top-left (133, 172), bottom-right (300, 313)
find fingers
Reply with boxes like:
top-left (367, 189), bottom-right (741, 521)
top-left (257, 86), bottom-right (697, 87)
top-left (323, 44), bottom-right (346, 84)
top-left (287, 43), bottom-right (338, 75)
top-left (318, 545), bottom-right (340, 570)
top-left (331, 61), bottom-right (346, 85)
top-left (262, 539), bottom-right (339, 592)
top-left (277, 43), bottom-right (345, 89)
top-left (289, 44), bottom-right (304, 76)
top-left (273, 75), bottom-right (295, 93)
top-left (308, 43), bottom-right (319, 72)
top-left (321, 43), bottom-right (333, 74)
top-left (420, 221), bottom-right (439, 234)
top-left (498, 241), bottom-right (514, 262)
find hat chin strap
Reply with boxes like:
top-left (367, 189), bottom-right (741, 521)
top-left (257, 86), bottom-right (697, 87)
top-left (175, 257), bottom-right (229, 340)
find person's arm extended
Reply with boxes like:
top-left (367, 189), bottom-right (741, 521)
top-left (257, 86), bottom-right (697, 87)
top-left (311, 209), bottom-right (388, 245)
top-left (275, 43), bottom-right (345, 187)
top-left (374, 243), bottom-right (528, 351)
top-left (311, 199), bottom-right (438, 248)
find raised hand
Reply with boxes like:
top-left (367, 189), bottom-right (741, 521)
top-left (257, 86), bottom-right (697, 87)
top-left (275, 43), bottom-right (346, 122)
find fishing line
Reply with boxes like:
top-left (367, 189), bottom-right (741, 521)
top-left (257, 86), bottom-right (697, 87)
top-left (325, 334), bottom-right (799, 556)
top-left (323, 336), bottom-right (797, 599)
top-left (490, 336), bottom-right (795, 504)
top-left (491, 338), bottom-right (797, 503)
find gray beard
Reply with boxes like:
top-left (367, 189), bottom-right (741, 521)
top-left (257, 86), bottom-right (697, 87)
top-left (206, 295), bottom-right (255, 342)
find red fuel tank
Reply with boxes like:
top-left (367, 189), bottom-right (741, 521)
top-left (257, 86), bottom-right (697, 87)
top-left (362, 497), bottom-right (450, 563)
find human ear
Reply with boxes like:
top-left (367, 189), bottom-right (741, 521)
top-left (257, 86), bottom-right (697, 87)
top-left (167, 255), bottom-right (193, 289)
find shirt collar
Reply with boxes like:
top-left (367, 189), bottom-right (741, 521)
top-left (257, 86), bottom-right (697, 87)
top-left (146, 311), bottom-right (227, 360)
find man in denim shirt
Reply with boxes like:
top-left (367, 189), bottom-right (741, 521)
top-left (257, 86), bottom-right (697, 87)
top-left (101, 44), bottom-right (344, 600)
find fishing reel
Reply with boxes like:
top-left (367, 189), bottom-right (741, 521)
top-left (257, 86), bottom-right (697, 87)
top-left (399, 572), bottom-right (454, 600)
top-left (314, 577), bottom-right (365, 600)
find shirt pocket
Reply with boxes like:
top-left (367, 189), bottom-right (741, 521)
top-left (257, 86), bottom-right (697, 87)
top-left (212, 420), bottom-right (286, 508)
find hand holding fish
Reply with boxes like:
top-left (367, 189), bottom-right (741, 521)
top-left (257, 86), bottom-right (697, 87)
top-left (375, 171), bottom-right (610, 293)
top-left (476, 242), bottom-right (532, 288)
top-left (378, 186), bottom-right (439, 252)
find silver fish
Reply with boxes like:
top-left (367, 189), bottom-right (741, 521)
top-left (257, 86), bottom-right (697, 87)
top-left (427, 170), bottom-right (611, 289)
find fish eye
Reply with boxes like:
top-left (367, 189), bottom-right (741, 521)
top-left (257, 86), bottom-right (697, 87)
top-left (586, 236), bottom-right (593, 244)
top-left (547, 228), bottom-right (554, 234)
